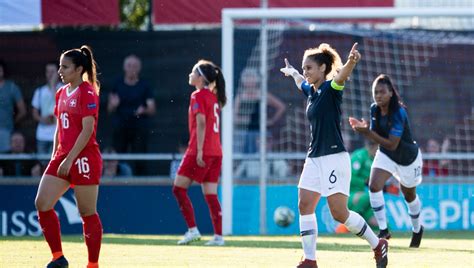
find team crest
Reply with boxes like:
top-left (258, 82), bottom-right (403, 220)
top-left (69, 99), bottom-right (77, 107)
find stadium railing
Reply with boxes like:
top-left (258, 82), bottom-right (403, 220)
top-left (0, 152), bottom-right (472, 184)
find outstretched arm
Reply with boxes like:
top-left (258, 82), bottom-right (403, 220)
top-left (280, 58), bottom-right (305, 91)
top-left (334, 43), bottom-right (361, 86)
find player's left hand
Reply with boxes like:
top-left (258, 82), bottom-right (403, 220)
top-left (348, 117), bottom-right (369, 132)
top-left (57, 158), bottom-right (73, 177)
top-left (348, 43), bottom-right (361, 63)
top-left (196, 151), bottom-right (206, 167)
top-left (135, 105), bottom-right (145, 116)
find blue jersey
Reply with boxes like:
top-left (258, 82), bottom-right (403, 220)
top-left (370, 103), bottom-right (419, 165)
top-left (301, 80), bottom-right (346, 158)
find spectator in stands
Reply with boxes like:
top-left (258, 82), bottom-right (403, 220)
top-left (234, 137), bottom-right (289, 181)
top-left (0, 60), bottom-right (27, 153)
top-left (169, 138), bottom-right (187, 180)
top-left (102, 147), bottom-right (132, 178)
top-left (422, 138), bottom-right (449, 177)
top-left (0, 131), bottom-right (42, 177)
top-left (32, 61), bottom-right (63, 155)
top-left (107, 54), bottom-right (156, 174)
top-left (234, 67), bottom-right (286, 153)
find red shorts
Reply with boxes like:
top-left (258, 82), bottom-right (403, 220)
top-left (45, 146), bottom-right (102, 185)
top-left (177, 154), bottom-right (222, 183)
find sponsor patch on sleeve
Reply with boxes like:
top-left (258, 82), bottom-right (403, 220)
top-left (87, 103), bottom-right (97, 109)
top-left (192, 103), bottom-right (199, 111)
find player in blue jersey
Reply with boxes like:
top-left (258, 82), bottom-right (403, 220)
top-left (349, 74), bottom-right (424, 248)
top-left (281, 43), bottom-right (388, 268)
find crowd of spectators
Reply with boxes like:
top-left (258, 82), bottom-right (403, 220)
top-left (0, 56), bottom-right (459, 179)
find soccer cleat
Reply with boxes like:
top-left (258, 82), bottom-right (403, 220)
top-left (409, 225), bottom-right (424, 248)
top-left (296, 258), bottom-right (318, 268)
top-left (46, 255), bottom-right (69, 268)
top-left (204, 236), bottom-right (225, 246)
top-left (377, 228), bottom-right (392, 240)
top-left (177, 229), bottom-right (201, 245)
top-left (373, 238), bottom-right (388, 268)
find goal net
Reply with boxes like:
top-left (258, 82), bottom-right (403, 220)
top-left (221, 6), bottom-right (474, 234)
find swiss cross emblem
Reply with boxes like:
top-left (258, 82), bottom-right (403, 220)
top-left (69, 99), bottom-right (77, 107)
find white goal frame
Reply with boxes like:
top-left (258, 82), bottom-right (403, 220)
top-left (221, 7), bottom-right (473, 235)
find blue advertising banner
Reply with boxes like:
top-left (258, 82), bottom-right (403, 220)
top-left (1, 183), bottom-right (472, 236)
top-left (0, 185), bottom-right (213, 236)
top-left (233, 183), bottom-right (474, 235)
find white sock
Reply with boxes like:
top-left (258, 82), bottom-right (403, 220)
top-left (369, 190), bottom-right (388, 230)
top-left (300, 213), bottom-right (318, 260)
top-left (344, 211), bottom-right (379, 249)
top-left (406, 195), bottom-right (422, 233)
top-left (214, 234), bottom-right (223, 240)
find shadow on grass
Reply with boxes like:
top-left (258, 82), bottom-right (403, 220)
top-left (2, 231), bottom-right (472, 254)
top-left (0, 235), bottom-right (369, 251)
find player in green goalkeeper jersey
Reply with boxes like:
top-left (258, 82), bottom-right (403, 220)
top-left (348, 140), bottom-right (378, 229)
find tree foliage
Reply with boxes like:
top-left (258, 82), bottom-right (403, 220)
top-left (120, 0), bottom-right (149, 30)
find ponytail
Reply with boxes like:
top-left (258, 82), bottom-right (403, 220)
top-left (214, 67), bottom-right (227, 107)
top-left (80, 45), bottom-right (100, 93)
top-left (196, 59), bottom-right (227, 107)
top-left (62, 45), bottom-right (100, 94)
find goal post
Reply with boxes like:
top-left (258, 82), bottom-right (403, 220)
top-left (221, 7), bottom-right (474, 235)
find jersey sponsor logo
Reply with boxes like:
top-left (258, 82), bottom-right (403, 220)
top-left (331, 145), bottom-right (338, 149)
top-left (82, 174), bottom-right (91, 179)
top-left (87, 103), bottom-right (96, 109)
top-left (192, 103), bottom-right (199, 111)
top-left (69, 99), bottom-right (77, 107)
top-left (87, 90), bottom-right (94, 95)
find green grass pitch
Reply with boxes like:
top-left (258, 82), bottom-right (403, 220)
top-left (1, 231), bottom-right (472, 267)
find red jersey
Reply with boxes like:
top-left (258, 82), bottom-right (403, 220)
top-left (54, 82), bottom-right (100, 154)
top-left (186, 88), bottom-right (222, 156)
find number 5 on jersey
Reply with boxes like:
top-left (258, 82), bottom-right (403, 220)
top-left (213, 103), bottom-right (220, 133)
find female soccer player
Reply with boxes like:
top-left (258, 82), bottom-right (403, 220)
top-left (172, 59), bottom-right (227, 246)
top-left (349, 74), bottom-right (424, 248)
top-left (280, 43), bottom-right (388, 268)
top-left (35, 45), bottom-right (103, 268)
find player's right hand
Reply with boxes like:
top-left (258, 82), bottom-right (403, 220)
top-left (348, 117), bottom-right (369, 133)
top-left (280, 58), bottom-right (298, 77)
top-left (108, 93), bottom-right (120, 108)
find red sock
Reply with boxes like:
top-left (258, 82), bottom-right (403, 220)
top-left (172, 186), bottom-right (196, 228)
top-left (205, 194), bottom-right (222, 235)
top-left (38, 209), bottom-right (63, 257)
top-left (82, 214), bottom-right (103, 263)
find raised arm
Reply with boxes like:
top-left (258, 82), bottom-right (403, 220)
top-left (280, 58), bottom-right (305, 91)
top-left (334, 43), bottom-right (361, 86)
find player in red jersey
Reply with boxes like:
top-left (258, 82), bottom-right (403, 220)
top-left (35, 45), bottom-right (103, 268)
top-left (173, 59), bottom-right (227, 246)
